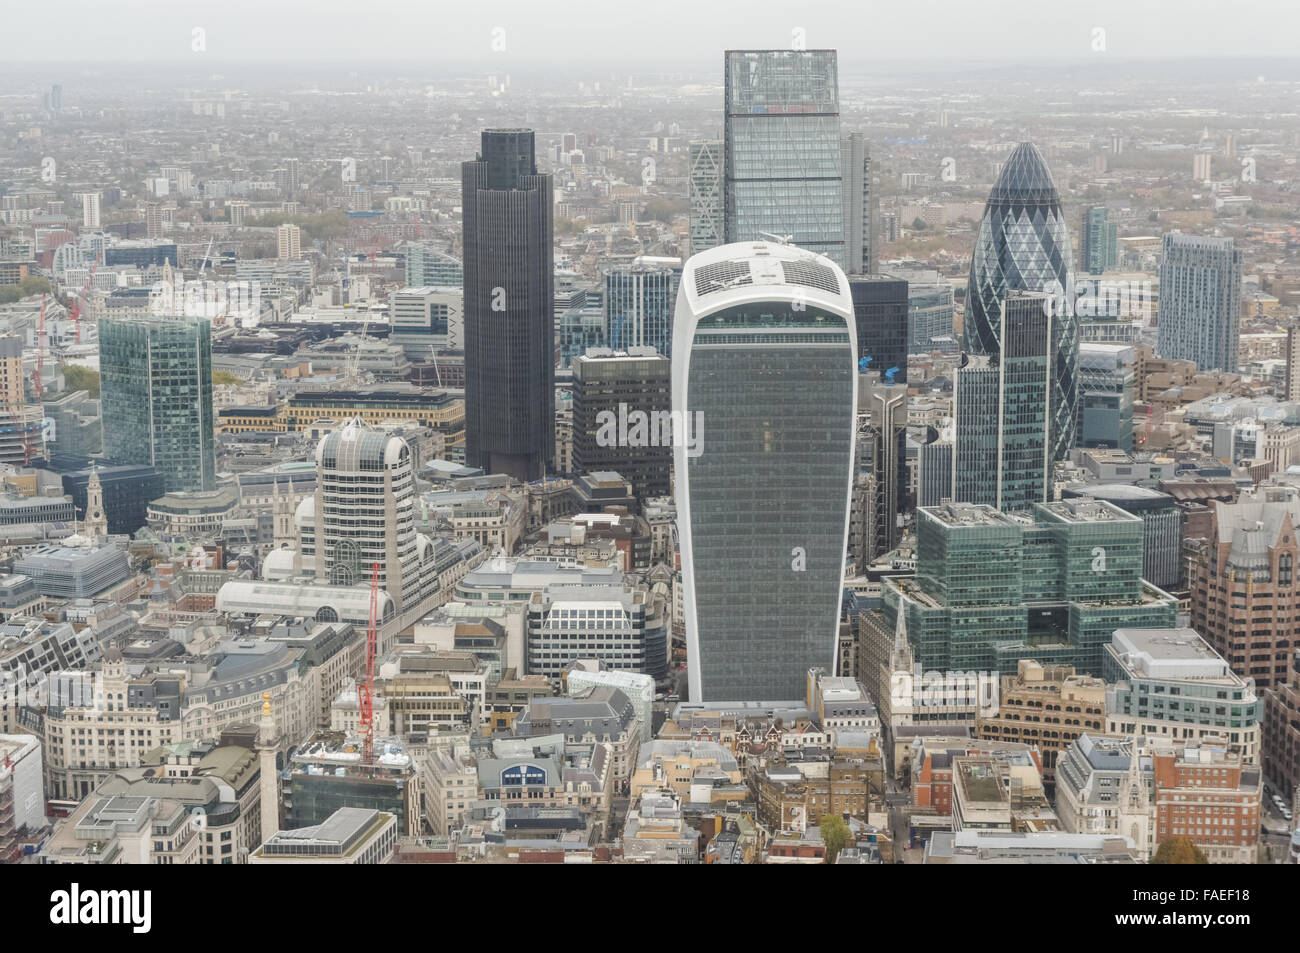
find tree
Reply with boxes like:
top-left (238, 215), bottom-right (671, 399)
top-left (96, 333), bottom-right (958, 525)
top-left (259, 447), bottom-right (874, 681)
top-left (61, 365), bottom-right (99, 398)
top-left (1150, 836), bottom-right (1208, 864)
top-left (820, 813), bottom-right (851, 864)
top-left (910, 217), bottom-right (929, 230)
top-left (0, 275), bottom-right (52, 304)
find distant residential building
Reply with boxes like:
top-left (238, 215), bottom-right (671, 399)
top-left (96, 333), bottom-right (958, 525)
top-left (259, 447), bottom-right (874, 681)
top-left (1156, 233), bottom-right (1242, 372)
top-left (277, 223), bottom-right (301, 260)
top-left (1079, 206), bottom-right (1118, 274)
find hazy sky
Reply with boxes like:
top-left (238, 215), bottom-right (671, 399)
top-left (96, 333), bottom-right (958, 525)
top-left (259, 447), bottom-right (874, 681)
top-left (7, 0), bottom-right (1300, 68)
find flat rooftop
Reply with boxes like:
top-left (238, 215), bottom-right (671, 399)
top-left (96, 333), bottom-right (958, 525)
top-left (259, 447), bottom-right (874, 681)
top-left (1110, 627), bottom-right (1239, 683)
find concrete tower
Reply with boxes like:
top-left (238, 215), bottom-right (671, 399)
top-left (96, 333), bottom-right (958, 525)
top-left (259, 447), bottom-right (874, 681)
top-left (257, 691), bottom-right (280, 844)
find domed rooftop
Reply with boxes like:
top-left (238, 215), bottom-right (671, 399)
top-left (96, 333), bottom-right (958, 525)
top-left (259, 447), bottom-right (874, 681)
top-left (987, 142), bottom-right (1064, 208)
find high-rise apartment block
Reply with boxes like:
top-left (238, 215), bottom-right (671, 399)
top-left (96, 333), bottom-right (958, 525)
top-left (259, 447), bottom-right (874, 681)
top-left (277, 223), bottom-right (302, 260)
top-left (1079, 206), bottom-right (1118, 274)
top-left (1156, 233), bottom-right (1241, 372)
top-left (80, 191), bottom-right (101, 230)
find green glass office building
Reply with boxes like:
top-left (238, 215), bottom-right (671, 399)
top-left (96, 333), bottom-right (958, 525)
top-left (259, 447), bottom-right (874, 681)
top-left (880, 498), bottom-right (1175, 676)
top-left (99, 314), bottom-right (215, 493)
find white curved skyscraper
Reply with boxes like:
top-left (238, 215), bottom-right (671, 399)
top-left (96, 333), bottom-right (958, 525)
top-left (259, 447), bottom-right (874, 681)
top-left (673, 241), bottom-right (858, 702)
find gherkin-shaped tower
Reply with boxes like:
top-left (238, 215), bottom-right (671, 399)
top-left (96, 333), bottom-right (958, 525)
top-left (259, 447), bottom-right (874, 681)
top-left (965, 142), bottom-right (1077, 461)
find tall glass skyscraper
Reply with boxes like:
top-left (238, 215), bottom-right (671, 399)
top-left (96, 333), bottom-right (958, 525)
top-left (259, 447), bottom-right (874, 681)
top-left (604, 258), bottom-right (681, 358)
top-left (98, 314), bottom-right (215, 493)
top-left (848, 275), bottom-right (909, 385)
top-left (840, 132), bottom-right (875, 275)
top-left (954, 292), bottom-right (1056, 512)
top-left (688, 140), bottom-right (723, 258)
top-left (966, 142), bottom-right (1077, 462)
top-left (1156, 233), bottom-right (1242, 372)
top-left (1079, 206), bottom-right (1118, 274)
top-left (462, 129), bottom-right (554, 481)
top-left (674, 241), bottom-right (857, 701)
top-left (723, 50), bottom-right (844, 267)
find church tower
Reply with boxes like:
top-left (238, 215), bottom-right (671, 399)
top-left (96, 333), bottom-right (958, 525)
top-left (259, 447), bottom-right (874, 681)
top-left (272, 477), bottom-right (295, 550)
top-left (82, 468), bottom-right (108, 538)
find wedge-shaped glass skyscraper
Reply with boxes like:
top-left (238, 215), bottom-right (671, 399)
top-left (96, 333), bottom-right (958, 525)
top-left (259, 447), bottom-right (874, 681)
top-left (966, 142), bottom-right (1077, 463)
top-left (724, 50), bottom-right (844, 267)
top-left (673, 242), bottom-right (857, 702)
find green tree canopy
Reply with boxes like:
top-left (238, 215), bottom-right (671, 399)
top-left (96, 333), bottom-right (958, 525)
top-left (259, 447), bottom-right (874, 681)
top-left (1150, 836), bottom-right (1209, 864)
top-left (61, 365), bottom-right (99, 398)
top-left (0, 275), bottom-right (52, 304)
top-left (820, 814), bottom-right (851, 864)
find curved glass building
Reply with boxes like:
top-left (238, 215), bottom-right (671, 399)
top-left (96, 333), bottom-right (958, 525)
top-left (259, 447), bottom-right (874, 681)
top-left (673, 241), bottom-right (857, 702)
top-left (965, 142), bottom-right (1077, 461)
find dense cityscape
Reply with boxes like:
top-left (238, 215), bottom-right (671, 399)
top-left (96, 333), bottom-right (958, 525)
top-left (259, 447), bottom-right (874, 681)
top-left (0, 3), bottom-right (1294, 902)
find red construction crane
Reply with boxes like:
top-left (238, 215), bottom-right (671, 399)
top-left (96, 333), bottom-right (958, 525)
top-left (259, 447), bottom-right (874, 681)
top-left (358, 560), bottom-right (380, 765)
top-left (31, 294), bottom-right (46, 403)
top-left (70, 259), bottom-right (98, 345)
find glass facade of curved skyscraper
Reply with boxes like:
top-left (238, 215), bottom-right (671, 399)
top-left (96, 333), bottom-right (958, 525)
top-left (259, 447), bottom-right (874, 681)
top-left (674, 242), bottom-right (857, 702)
top-left (965, 142), bottom-right (1077, 462)
top-left (723, 50), bottom-right (844, 267)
